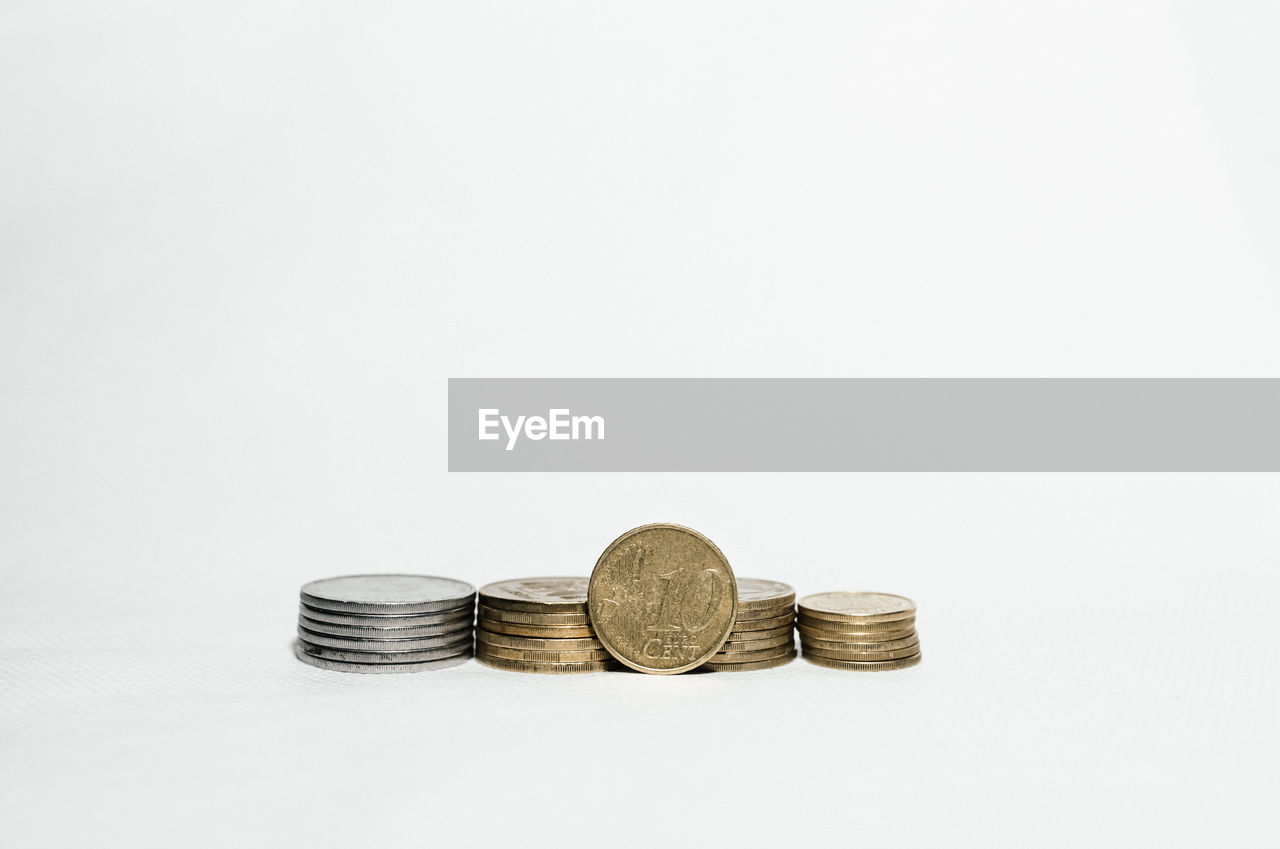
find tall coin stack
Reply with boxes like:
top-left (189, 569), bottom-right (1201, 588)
top-left (476, 577), bottom-right (620, 674)
top-left (704, 578), bottom-right (797, 672)
top-left (797, 591), bottom-right (921, 670)
top-left (295, 575), bottom-right (476, 673)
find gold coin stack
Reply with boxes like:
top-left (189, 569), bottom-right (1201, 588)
top-left (475, 577), bottom-right (621, 674)
top-left (704, 578), bottom-right (797, 672)
top-left (798, 591), bottom-right (921, 671)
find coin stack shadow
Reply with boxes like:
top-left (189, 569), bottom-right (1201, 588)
top-left (475, 577), bottom-right (620, 674)
top-left (295, 575), bottom-right (476, 673)
top-left (704, 578), bottom-right (797, 672)
top-left (797, 591), bottom-right (921, 671)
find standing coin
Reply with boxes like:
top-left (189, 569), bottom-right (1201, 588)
top-left (301, 575), bottom-right (476, 615)
top-left (588, 524), bottom-right (738, 675)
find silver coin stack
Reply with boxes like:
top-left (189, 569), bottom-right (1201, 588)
top-left (295, 574), bottom-right (476, 673)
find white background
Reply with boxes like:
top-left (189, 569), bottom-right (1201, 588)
top-left (2, 2), bottom-right (1278, 847)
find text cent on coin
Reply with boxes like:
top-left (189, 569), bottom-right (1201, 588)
top-left (588, 523), bottom-right (738, 675)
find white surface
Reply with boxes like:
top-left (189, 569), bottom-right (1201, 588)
top-left (2, 2), bottom-right (1279, 848)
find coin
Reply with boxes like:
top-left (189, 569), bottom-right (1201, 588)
top-left (294, 644), bottom-right (471, 673)
top-left (474, 644), bottom-right (614, 663)
top-left (474, 631), bottom-right (605, 652)
top-left (475, 652), bottom-right (619, 674)
top-left (801, 643), bottom-right (922, 661)
top-left (797, 591), bottom-right (916, 623)
top-left (796, 615), bottom-right (915, 635)
top-left (299, 603), bottom-right (473, 628)
top-left (301, 575), bottom-right (476, 615)
top-left (297, 639), bottom-right (473, 663)
top-left (476, 617), bottom-right (597, 638)
top-left (733, 603), bottom-right (796, 622)
top-left (297, 625), bottom-right (472, 652)
top-left (704, 650), bottom-right (797, 672)
top-left (727, 611), bottom-right (795, 632)
top-left (736, 578), bottom-right (795, 611)
top-left (803, 652), bottom-right (921, 671)
top-left (478, 577), bottom-right (590, 613)
top-left (476, 605), bottom-right (591, 626)
top-left (298, 614), bottom-right (474, 639)
top-left (588, 524), bottom-right (738, 675)
top-left (722, 623), bottom-right (795, 642)
top-left (799, 633), bottom-right (919, 652)
top-left (708, 645), bottom-right (796, 664)
top-left (718, 633), bottom-right (795, 653)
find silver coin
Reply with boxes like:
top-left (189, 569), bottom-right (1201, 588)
top-left (297, 624), bottom-right (472, 651)
top-left (294, 643), bottom-right (471, 673)
top-left (298, 614), bottom-right (474, 639)
top-left (296, 638), bottom-right (473, 664)
top-left (300, 574), bottom-right (476, 614)
top-left (299, 602), bottom-right (473, 627)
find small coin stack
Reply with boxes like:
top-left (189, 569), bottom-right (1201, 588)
top-left (705, 578), bottom-right (797, 672)
top-left (476, 577), bottom-right (620, 674)
top-left (295, 574), bottom-right (476, 673)
top-left (797, 591), bottom-right (921, 670)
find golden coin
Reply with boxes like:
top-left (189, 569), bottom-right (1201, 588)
top-left (797, 591), bottom-right (916, 623)
top-left (476, 605), bottom-right (591, 626)
top-left (477, 577), bottom-right (590, 613)
top-left (704, 650), bottom-right (796, 672)
top-left (803, 651), bottom-right (922, 671)
top-left (799, 633), bottom-right (919, 652)
top-left (474, 630), bottom-right (604, 652)
top-left (796, 615), bottom-right (915, 635)
top-left (710, 645), bottom-right (796, 664)
top-left (718, 633), bottom-right (795, 653)
top-left (476, 653), bottom-right (619, 674)
top-left (588, 523), bottom-right (738, 675)
top-left (476, 617), bottom-right (596, 638)
top-left (724, 623), bottom-right (795, 642)
top-left (735, 578), bottom-right (796, 611)
top-left (475, 643), bottom-right (614, 663)
top-left (729, 611), bottom-right (795, 632)
top-left (801, 643), bottom-right (922, 661)
top-left (733, 603), bottom-right (796, 622)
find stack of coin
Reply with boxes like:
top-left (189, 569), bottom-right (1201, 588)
top-left (797, 591), bottom-right (921, 670)
top-left (295, 575), bottom-right (476, 673)
top-left (705, 578), bottom-right (797, 672)
top-left (475, 577), bottom-right (620, 674)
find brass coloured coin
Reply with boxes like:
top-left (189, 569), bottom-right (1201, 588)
top-left (588, 524), bottom-right (739, 675)
top-left (799, 633), bottom-right (919, 652)
top-left (802, 643), bottom-right (923, 661)
top-left (723, 623), bottom-right (795, 642)
top-left (728, 611), bottom-right (795, 632)
top-left (733, 603), bottom-right (797, 622)
top-left (709, 645), bottom-right (797, 664)
top-left (797, 591), bottom-right (916, 623)
top-left (474, 631), bottom-right (604, 652)
top-left (476, 605), bottom-right (591, 626)
top-left (478, 577), bottom-right (590, 613)
top-left (476, 617), bottom-right (596, 638)
top-left (735, 578), bottom-right (796, 611)
top-left (803, 652), bottom-right (922, 671)
top-left (474, 644), bottom-right (614, 663)
top-left (718, 633), bottom-right (795, 653)
top-left (476, 652), bottom-right (619, 674)
top-left (797, 615), bottom-right (915, 635)
top-left (704, 650), bottom-right (797, 672)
